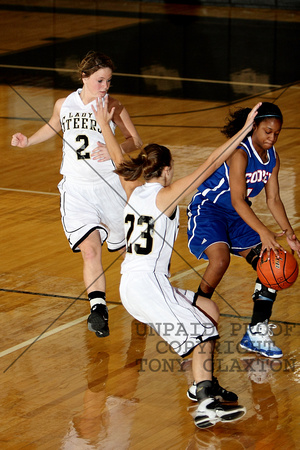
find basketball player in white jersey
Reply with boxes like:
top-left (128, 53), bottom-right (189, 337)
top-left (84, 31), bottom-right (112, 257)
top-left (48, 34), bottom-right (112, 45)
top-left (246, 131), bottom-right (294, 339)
top-left (91, 96), bottom-right (261, 428)
top-left (11, 51), bottom-right (142, 338)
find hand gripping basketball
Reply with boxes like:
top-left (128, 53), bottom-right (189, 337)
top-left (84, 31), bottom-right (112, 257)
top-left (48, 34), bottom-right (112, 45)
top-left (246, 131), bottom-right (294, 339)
top-left (257, 248), bottom-right (299, 290)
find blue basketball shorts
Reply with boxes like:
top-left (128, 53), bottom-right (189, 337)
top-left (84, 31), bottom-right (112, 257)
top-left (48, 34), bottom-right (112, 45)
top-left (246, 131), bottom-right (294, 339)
top-left (187, 199), bottom-right (261, 260)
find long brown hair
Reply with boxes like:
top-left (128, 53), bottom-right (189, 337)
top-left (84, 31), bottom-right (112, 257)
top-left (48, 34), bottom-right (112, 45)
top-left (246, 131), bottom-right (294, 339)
top-left (78, 51), bottom-right (115, 81)
top-left (115, 144), bottom-right (172, 181)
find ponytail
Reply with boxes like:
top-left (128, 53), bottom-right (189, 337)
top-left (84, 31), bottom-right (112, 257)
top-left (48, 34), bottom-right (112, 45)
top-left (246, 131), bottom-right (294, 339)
top-left (115, 144), bottom-right (172, 182)
top-left (114, 152), bottom-right (146, 181)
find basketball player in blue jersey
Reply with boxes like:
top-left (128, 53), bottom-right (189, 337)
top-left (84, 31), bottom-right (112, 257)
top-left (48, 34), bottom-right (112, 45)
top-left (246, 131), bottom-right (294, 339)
top-left (187, 102), bottom-right (300, 359)
top-left (92, 96), bottom-right (261, 428)
top-left (11, 51), bottom-right (142, 338)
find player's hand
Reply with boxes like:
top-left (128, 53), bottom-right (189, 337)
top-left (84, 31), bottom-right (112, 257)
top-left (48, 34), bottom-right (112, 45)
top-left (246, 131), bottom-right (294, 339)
top-left (285, 232), bottom-right (300, 258)
top-left (91, 142), bottom-right (111, 162)
top-left (11, 133), bottom-right (29, 148)
top-left (244, 102), bottom-right (262, 132)
top-left (259, 229), bottom-right (285, 259)
top-left (91, 96), bottom-right (115, 128)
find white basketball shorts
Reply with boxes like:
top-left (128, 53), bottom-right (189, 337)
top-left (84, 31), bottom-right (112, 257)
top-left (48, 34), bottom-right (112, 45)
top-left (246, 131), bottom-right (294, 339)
top-left (120, 272), bottom-right (219, 357)
top-left (58, 174), bottom-right (126, 252)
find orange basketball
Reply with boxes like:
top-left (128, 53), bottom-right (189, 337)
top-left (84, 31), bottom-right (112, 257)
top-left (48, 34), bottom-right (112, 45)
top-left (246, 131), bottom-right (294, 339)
top-left (257, 248), bottom-right (299, 290)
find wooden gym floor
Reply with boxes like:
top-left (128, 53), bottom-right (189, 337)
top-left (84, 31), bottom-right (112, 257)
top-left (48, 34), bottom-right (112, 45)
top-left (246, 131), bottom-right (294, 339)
top-left (0, 1), bottom-right (299, 449)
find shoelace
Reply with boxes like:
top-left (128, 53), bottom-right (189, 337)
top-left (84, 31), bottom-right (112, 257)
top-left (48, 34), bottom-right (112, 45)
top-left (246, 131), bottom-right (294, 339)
top-left (250, 321), bottom-right (281, 352)
top-left (256, 321), bottom-right (277, 339)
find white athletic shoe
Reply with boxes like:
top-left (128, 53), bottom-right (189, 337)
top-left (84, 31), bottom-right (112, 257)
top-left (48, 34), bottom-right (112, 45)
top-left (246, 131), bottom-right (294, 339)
top-left (240, 320), bottom-right (282, 358)
top-left (194, 397), bottom-right (246, 429)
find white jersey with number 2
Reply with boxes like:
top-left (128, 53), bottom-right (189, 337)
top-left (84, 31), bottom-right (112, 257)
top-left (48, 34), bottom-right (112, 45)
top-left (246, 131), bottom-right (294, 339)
top-left (60, 89), bottom-right (117, 182)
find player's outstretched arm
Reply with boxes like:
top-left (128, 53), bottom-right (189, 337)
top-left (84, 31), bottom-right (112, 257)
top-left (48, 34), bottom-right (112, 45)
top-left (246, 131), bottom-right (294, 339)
top-left (92, 96), bottom-right (140, 199)
top-left (91, 96), bottom-right (142, 163)
top-left (92, 96), bottom-right (124, 166)
top-left (11, 98), bottom-right (64, 148)
top-left (109, 96), bottom-right (143, 153)
top-left (263, 156), bottom-right (300, 257)
top-left (158, 102), bottom-right (262, 217)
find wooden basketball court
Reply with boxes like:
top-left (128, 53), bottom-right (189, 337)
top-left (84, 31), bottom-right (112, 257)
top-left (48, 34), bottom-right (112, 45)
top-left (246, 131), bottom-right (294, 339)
top-left (0, 1), bottom-right (299, 448)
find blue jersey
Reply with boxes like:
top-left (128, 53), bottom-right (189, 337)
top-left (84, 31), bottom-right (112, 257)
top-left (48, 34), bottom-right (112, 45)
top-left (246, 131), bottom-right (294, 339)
top-left (187, 136), bottom-right (277, 260)
top-left (192, 136), bottom-right (277, 212)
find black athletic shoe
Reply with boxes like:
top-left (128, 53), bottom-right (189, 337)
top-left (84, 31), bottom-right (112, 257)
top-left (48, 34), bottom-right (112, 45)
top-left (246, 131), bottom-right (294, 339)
top-left (187, 377), bottom-right (238, 402)
top-left (194, 397), bottom-right (246, 429)
top-left (87, 304), bottom-right (109, 337)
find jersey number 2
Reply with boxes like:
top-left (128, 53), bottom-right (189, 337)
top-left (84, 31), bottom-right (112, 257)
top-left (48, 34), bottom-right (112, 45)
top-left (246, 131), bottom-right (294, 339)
top-left (76, 135), bottom-right (90, 159)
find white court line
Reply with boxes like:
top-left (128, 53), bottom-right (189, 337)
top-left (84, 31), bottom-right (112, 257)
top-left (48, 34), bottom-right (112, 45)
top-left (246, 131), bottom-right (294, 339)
top-left (1, 263), bottom-right (207, 358)
top-left (169, 262), bottom-right (208, 282)
top-left (0, 305), bottom-right (117, 358)
top-left (0, 63), bottom-right (284, 88)
top-left (1, 189), bottom-right (298, 227)
top-left (3, 191), bottom-right (299, 230)
top-left (0, 187), bottom-right (59, 196)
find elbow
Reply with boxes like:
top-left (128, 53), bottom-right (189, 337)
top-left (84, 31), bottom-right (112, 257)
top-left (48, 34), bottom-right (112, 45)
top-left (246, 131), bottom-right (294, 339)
top-left (122, 136), bottom-right (143, 153)
top-left (231, 196), bottom-right (243, 212)
top-left (267, 195), bottom-right (280, 206)
top-left (135, 136), bottom-right (143, 150)
top-left (130, 132), bottom-right (142, 150)
top-left (231, 197), bottom-right (238, 209)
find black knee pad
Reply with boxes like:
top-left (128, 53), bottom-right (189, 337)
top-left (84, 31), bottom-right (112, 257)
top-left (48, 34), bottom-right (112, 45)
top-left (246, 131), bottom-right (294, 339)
top-left (252, 278), bottom-right (277, 302)
top-left (246, 243), bottom-right (262, 271)
top-left (193, 287), bottom-right (213, 305)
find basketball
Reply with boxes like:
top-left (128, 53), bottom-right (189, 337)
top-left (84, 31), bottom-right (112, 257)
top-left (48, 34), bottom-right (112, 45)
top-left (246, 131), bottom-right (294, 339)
top-left (257, 249), bottom-right (299, 290)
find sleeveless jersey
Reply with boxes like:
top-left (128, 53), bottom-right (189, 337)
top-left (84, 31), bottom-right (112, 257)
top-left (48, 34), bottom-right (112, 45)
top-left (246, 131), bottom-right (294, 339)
top-left (60, 89), bottom-right (117, 182)
top-left (191, 136), bottom-right (277, 212)
top-left (121, 183), bottom-right (179, 274)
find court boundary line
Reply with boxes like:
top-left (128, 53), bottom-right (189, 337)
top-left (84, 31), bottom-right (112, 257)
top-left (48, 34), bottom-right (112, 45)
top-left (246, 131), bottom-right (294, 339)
top-left (0, 305), bottom-right (118, 359)
top-left (1, 302), bottom-right (298, 361)
top-left (2, 186), bottom-right (296, 221)
top-left (0, 64), bottom-right (284, 88)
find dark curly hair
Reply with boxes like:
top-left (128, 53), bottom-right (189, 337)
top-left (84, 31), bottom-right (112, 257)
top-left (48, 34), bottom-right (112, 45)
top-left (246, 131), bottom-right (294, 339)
top-left (222, 102), bottom-right (283, 138)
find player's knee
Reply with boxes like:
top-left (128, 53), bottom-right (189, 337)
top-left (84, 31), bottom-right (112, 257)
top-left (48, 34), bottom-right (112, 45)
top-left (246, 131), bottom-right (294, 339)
top-left (196, 297), bottom-right (219, 324)
top-left (80, 243), bottom-right (101, 262)
top-left (209, 254), bottom-right (230, 276)
top-left (246, 243), bottom-right (262, 271)
top-left (212, 300), bottom-right (220, 324)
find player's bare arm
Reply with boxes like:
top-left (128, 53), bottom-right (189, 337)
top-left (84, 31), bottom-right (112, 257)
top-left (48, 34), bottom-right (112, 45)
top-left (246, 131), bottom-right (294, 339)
top-left (157, 102), bottom-right (262, 217)
top-left (109, 96), bottom-right (142, 153)
top-left (11, 97), bottom-right (64, 148)
top-left (91, 96), bottom-right (142, 162)
top-left (265, 155), bottom-right (300, 257)
top-left (92, 99), bottom-right (122, 165)
top-left (91, 97), bottom-right (140, 199)
top-left (229, 148), bottom-right (284, 256)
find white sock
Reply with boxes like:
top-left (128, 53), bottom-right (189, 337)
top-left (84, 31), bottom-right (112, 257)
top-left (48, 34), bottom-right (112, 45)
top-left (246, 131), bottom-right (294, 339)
top-left (90, 298), bottom-right (106, 309)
